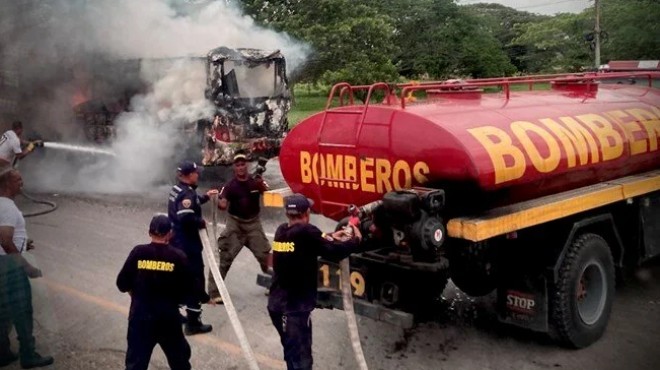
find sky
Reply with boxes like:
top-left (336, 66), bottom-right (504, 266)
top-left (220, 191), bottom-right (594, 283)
top-left (457, 0), bottom-right (592, 15)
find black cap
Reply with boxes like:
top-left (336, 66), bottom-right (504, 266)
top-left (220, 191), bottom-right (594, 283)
top-left (284, 193), bottom-right (314, 215)
top-left (177, 160), bottom-right (199, 175)
top-left (149, 214), bottom-right (172, 236)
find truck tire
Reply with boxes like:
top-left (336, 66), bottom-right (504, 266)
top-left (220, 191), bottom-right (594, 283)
top-left (550, 233), bottom-right (615, 348)
top-left (448, 241), bottom-right (497, 297)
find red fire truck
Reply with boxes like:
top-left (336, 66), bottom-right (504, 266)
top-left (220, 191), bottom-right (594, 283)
top-left (258, 72), bottom-right (660, 348)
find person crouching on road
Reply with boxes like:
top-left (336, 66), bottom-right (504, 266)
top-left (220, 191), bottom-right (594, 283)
top-left (167, 161), bottom-right (217, 335)
top-left (268, 194), bottom-right (362, 370)
top-left (209, 153), bottom-right (271, 304)
top-left (116, 214), bottom-right (194, 370)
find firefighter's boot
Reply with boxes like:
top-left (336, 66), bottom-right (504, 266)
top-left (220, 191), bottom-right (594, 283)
top-left (20, 352), bottom-right (54, 369)
top-left (184, 310), bottom-right (212, 336)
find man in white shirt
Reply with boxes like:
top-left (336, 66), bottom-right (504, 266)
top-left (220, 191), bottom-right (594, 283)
top-left (0, 121), bottom-right (36, 167)
top-left (0, 167), bottom-right (54, 368)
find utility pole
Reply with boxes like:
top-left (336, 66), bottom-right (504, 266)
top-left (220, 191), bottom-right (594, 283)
top-left (594, 0), bottom-right (601, 69)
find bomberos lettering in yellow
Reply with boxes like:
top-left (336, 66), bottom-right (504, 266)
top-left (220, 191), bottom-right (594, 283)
top-left (468, 107), bottom-right (660, 184)
top-left (137, 260), bottom-right (175, 272)
top-left (300, 152), bottom-right (430, 193)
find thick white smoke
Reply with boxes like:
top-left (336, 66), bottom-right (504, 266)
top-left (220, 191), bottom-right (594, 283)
top-left (9, 0), bottom-right (308, 193)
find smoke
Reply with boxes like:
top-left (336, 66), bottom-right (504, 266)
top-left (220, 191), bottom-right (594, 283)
top-left (1, 0), bottom-right (308, 193)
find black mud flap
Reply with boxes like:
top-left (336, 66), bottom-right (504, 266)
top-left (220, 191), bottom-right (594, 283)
top-left (641, 194), bottom-right (660, 259)
top-left (256, 273), bottom-right (414, 329)
top-left (496, 273), bottom-right (549, 333)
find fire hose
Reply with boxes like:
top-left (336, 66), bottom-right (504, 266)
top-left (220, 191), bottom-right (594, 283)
top-left (20, 190), bottom-right (58, 218)
top-left (340, 258), bottom-right (369, 370)
top-left (8, 157), bottom-right (58, 218)
top-left (200, 196), bottom-right (260, 370)
top-left (340, 209), bottom-right (369, 370)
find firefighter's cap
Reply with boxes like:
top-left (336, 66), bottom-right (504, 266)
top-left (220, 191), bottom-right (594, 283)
top-left (177, 160), bottom-right (199, 175)
top-left (233, 153), bottom-right (247, 163)
top-left (149, 213), bottom-right (172, 236)
top-left (284, 193), bottom-right (314, 215)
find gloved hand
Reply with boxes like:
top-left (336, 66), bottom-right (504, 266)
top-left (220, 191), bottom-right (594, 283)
top-left (257, 177), bottom-right (269, 191)
top-left (26, 142), bottom-right (35, 152)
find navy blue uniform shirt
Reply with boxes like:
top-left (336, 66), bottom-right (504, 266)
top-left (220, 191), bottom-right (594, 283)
top-left (116, 242), bottom-right (193, 320)
top-left (167, 182), bottom-right (209, 252)
top-left (267, 223), bottom-right (359, 314)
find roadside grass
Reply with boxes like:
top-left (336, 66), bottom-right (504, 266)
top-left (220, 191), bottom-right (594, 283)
top-left (289, 95), bottom-right (327, 127)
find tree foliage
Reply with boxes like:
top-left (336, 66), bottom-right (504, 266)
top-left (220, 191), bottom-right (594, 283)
top-left (239, 0), bottom-right (660, 84)
top-left (512, 12), bottom-right (593, 72)
top-left (600, 0), bottom-right (660, 61)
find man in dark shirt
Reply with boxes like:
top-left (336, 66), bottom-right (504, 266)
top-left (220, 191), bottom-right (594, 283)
top-left (116, 214), bottom-right (194, 370)
top-left (167, 161), bottom-right (217, 335)
top-left (209, 153), bottom-right (270, 303)
top-left (268, 194), bottom-right (362, 370)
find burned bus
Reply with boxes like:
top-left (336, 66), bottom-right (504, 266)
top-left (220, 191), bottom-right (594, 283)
top-left (73, 46), bottom-right (291, 166)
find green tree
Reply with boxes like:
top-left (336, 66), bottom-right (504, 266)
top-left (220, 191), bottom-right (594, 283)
top-left (240, 0), bottom-right (399, 85)
top-left (600, 0), bottom-right (660, 61)
top-left (463, 3), bottom-right (548, 72)
top-left (512, 12), bottom-right (593, 72)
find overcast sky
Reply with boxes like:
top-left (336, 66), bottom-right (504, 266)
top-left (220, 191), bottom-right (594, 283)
top-left (457, 0), bottom-right (592, 15)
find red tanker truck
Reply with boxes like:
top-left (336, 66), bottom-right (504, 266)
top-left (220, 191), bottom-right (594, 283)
top-left (258, 72), bottom-right (660, 348)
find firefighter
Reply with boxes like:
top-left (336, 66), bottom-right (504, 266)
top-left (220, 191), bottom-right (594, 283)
top-left (0, 121), bottom-right (41, 167)
top-left (116, 214), bottom-right (194, 370)
top-left (268, 194), bottom-right (362, 370)
top-left (167, 161), bottom-right (217, 335)
top-left (209, 153), bottom-right (270, 304)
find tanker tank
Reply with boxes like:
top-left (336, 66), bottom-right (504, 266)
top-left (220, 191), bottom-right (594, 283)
top-left (278, 75), bottom-right (660, 221)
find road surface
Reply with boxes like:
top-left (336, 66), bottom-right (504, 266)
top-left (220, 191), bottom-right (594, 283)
top-left (4, 163), bottom-right (660, 370)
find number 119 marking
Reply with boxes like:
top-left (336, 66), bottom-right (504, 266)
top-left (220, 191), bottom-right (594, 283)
top-left (319, 264), bottom-right (365, 297)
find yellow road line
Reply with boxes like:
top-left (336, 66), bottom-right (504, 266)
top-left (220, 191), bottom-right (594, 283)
top-left (42, 279), bottom-right (285, 369)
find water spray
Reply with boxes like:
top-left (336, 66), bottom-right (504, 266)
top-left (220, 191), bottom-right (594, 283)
top-left (42, 142), bottom-right (116, 157)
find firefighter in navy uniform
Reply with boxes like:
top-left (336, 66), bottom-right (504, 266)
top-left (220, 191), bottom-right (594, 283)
top-left (167, 161), bottom-right (217, 335)
top-left (268, 194), bottom-right (362, 370)
top-left (116, 214), bottom-right (194, 370)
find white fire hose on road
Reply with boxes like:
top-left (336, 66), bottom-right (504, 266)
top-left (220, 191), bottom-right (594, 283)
top-left (200, 195), bottom-right (260, 370)
top-left (340, 257), bottom-right (369, 370)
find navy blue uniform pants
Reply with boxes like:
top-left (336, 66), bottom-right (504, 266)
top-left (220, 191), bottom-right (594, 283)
top-left (269, 310), bottom-right (313, 370)
top-left (172, 243), bottom-right (207, 311)
top-left (125, 317), bottom-right (191, 370)
top-left (186, 252), bottom-right (205, 310)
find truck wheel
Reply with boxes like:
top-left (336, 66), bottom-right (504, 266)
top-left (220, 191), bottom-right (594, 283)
top-left (448, 241), bottom-right (497, 297)
top-left (550, 233), bottom-right (615, 348)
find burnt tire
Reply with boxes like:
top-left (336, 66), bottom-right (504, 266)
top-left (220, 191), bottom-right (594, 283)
top-left (550, 233), bottom-right (615, 348)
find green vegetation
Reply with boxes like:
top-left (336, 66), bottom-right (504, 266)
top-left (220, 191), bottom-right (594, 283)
top-left (288, 95), bottom-right (327, 127)
top-left (241, 0), bottom-right (659, 84)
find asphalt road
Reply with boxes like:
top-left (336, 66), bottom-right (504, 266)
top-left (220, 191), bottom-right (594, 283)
top-left (4, 165), bottom-right (660, 370)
